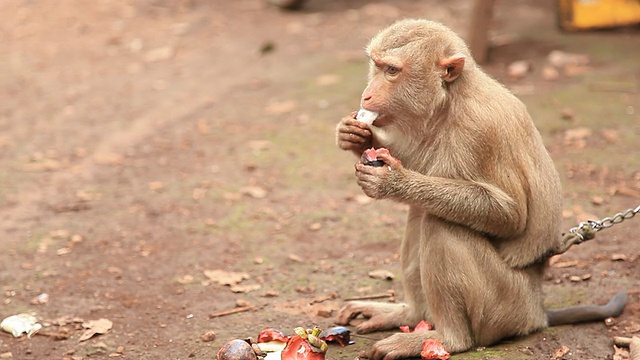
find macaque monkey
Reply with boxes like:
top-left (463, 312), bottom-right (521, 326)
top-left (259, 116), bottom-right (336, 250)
top-left (335, 19), bottom-right (627, 359)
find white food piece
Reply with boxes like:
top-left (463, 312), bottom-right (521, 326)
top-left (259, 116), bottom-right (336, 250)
top-left (356, 108), bottom-right (378, 125)
top-left (264, 351), bottom-right (282, 360)
top-left (0, 314), bottom-right (42, 338)
top-left (257, 341), bottom-right (287, 353)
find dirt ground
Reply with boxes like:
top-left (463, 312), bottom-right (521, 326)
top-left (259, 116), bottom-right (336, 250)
top-left (0, 0), bottom-right (639, 359)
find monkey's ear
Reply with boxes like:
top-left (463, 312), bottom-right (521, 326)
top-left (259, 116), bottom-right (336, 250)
top-left (440, 53), bottom-right (466, 83)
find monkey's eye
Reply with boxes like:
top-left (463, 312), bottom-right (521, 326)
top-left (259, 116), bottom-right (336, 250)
top-left (385, 65), bottom-right (400, 76)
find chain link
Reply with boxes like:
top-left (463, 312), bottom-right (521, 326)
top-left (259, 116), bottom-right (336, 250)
top-left (568, 203), bottom-right (640, 237)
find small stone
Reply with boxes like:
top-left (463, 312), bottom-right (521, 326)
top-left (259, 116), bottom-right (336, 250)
top-left (611, 254), bottom-right (627, 261)
top-left (604, 317), bottom-right (616, 327)
top-left (201, 330), bottom-right (216, 342)
top-left (541, 66), bottom-right (559, 81)
top-left (309, 222), bottom-right (322, 231)
top-left (560, 108), bottom-right (575, 121)
top-left (262, 290), bottom-right (279, 298)
top-left (507, 60), bottom-right (530, 79)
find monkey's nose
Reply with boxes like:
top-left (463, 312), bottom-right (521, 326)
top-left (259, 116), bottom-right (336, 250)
top-left (362, 95), bottom-right (372, 102)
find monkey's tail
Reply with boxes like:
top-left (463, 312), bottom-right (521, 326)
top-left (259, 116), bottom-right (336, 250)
top-left (546, 290), bottom-right (628, 326)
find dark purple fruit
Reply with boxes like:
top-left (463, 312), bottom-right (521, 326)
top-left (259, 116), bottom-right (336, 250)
top-left (217, 339), bottom-right (257, 360)
top-left (319, 326), bottom-right (351, 346)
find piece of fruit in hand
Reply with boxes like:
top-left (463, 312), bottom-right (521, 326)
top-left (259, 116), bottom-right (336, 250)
top-left (362, 147), bottom-right (390, 167)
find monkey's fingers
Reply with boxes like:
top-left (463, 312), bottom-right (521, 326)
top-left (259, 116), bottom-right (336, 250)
top-left (338, 120), bottom-right (372, 138)
top-left (336, 302), bottom-right (374, 325)
top-left (369, 333), bottom-right (428, 360)
top-left (376, 153), bottom-right (403, 170)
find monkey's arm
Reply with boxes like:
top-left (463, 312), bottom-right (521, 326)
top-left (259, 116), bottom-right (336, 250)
top-left (356, 158), bottom-right (527, 239)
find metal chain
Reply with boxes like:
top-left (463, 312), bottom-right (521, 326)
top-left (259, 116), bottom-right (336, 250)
top-left (591, 203), bottom-right (640, 231)
top-left (567, 203), bottom-right (640, 241)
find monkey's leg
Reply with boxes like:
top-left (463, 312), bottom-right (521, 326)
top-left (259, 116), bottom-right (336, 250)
top-left (336, 208), bottom-right (428, 333)
top-left (420, 223), bottom-right (547, 351)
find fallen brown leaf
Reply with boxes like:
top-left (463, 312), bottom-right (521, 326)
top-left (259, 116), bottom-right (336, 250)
top-left (230, 283), bottom-right (262, 293)
top-left (78, 318), bottom-right (113, 342)
top-left (241, 186), bottom-right (268, 199)
top-left (551, 344), bottom-right (570, 360)
top-left (203, 270), bottom-right (250, 285)
top-left (368, 269), bottom-right (395, 281)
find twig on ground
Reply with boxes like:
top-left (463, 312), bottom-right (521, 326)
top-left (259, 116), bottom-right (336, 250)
top-left (344, 290), bottom-right (395, 302)
top-left (209, 306), bottom-right (255, 319)
top-left (309, 293), bottom-right (338, 305)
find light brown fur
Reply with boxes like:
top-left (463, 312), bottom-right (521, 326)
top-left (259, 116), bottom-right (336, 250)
top-left (335, 19), bottom-right (626, 359)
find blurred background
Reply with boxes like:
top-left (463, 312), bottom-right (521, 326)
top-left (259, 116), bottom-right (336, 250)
top-left (0, 0), bottom-right (639, 359)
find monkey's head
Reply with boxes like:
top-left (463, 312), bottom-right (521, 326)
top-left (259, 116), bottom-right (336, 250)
top-left (361, 19), bottom-right (472, 129)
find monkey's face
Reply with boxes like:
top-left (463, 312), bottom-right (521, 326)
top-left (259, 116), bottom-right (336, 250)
top-left (362, 19), bottom-right (469, 130)
top-left (361, 51), bottom-right (450, 128)
top-left (360, 54), bottom-right (403, 127)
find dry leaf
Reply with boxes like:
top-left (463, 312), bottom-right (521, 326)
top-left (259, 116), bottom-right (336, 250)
top-left (368, 269), bottom-right (395, 281)
top-left (611, 254), bottom-right (628, 261)
top-left (550, 344), bottom-right (570, 360)
top-left (602, 129), bottom-right (619, 144)
top-left (355, 194), bottom-right (372, 205)
top-left (507, 60), bottom-right (530, 79)
top-left (144, 46), bottom-right (174, 62)
top-left (176, 275), bottom-right (194, 284)
top-left (230, 284), bottom-right (262, 293)
top-left (626, 323), bottom-right (640, 333)
top-left (203, 270), bottom-right (249, 285)
top-left (551, 260), bottom-right (579, 268)
top-left (262, 290), bottom-right (279, 298)
top-left (548, 50), bottom-right (590, 68)
top-left (241, 186), bottom-right (267, 199)
top-left (542, 66), bottom-right (559, 81)
top-left (148, 181), bottom-right (164, 192)
top-left (78, 318), bottom-right (113, 342)
top-left (93, 152), bottom-right (123, 165)
top-left (248, 140), bottom-right (272, 152)
top-left (309, 222), bottom-right (322, 231)
top-left (564, 127), bottom-right (592, 144)
top-left (288, 254), bottom-right (303, 263)
top-left (196, 119), bottom-right (210, 135)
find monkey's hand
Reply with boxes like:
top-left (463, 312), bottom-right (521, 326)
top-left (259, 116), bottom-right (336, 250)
top-left (336, 113), bottom-right (372, 155)
top-left (355, 152), bottom-right (403, 199)
top-left (335, 301), bottom-right (416, 333)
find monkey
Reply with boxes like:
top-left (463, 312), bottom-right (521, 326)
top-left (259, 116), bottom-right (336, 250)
top-left (335, 19), bottom-right (628, 359)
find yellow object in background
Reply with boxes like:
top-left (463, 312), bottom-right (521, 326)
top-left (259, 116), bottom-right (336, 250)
top-left (558, 0), bottom-right (640, 30)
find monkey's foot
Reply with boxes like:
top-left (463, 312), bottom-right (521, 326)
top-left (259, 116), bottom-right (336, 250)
top-left (365, 332), bottom-right (431, 360)
top-left (335, 301), bottom-right (414, 333)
